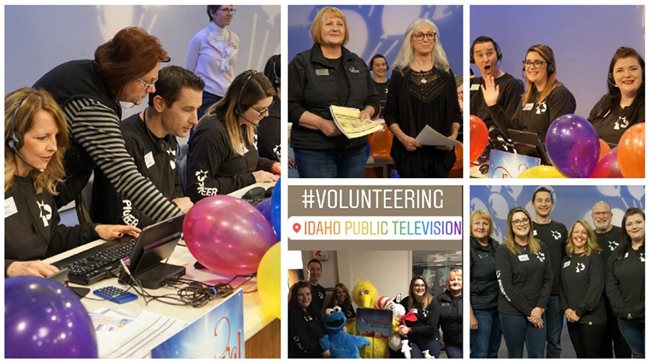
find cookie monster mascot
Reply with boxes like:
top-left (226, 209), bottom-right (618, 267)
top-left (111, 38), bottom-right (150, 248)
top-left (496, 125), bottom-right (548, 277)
top-left (320, 306), bottom-right (369, 358)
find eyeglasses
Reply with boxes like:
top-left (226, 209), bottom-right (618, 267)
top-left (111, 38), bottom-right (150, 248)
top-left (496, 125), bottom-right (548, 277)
top-left (138, 77), bottom-right (158, 91)
top-left (412, 32), bottom-right (436, 41)
top-left (593, 211), bottom-right (611, 216)
top-left (523, 60), bottom-right (546, 69)
top-left (219, 8), bottom-right (236, 13)
top-left (512, 218), bottom-right (530, 226)
top-left (250, 105), bottom-right (270, 118)
top-left (413, 283), bottom-right (426, 288)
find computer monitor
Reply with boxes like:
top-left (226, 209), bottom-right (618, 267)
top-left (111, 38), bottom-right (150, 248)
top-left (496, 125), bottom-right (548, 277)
top-left (507, 129), bottom-right (552, 165)
top-left (119, 213), bottom-right (186, 289)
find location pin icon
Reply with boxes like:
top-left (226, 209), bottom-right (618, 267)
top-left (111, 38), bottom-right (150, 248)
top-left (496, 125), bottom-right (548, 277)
top-left (293, 223), bottom-right (301, 233)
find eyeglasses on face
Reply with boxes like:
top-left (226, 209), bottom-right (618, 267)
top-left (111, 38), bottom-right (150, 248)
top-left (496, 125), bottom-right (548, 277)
top-left (512, 218), bottom-right (530, 226)
top-left (250, 105), bottom-right (270, 118)
top-left (412, 32), bottom-right (436, 41)
top-left (523, 60), bottom-right (546, 69)
top-left (138, 77), bottom-right (158, 90)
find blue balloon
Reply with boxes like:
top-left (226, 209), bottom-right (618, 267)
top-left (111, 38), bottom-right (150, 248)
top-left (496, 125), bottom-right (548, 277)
top-left (5, 277), bottom-right (98, 358)
top-left (271, 178), bottom-right (281, 240)
top-left (256, 197), bottom-right (273, 225)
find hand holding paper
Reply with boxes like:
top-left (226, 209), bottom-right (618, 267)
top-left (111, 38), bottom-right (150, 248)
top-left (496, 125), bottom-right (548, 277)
top-left (415, 125), bottom-right (456, 147)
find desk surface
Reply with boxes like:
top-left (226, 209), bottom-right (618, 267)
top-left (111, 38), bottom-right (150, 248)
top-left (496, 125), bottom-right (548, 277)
top-left (44, 181), bottom-right (277, 356)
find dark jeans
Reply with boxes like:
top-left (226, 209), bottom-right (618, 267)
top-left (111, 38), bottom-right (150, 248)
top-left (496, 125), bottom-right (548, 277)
top-left (500, 313), bottom-right (546, 358)
top-left (198, 91), bottom-right (222, 120)
top-left (600, 297), bottom-right (631, 357)
top-left (567, 321), bottom-right (606, 358)
top-left (618, 319), bottom-right (645, 358)
top-left (445, 345), bottom-right (462, 358)
top-left (294, 146), bottom-right (367, 178)
top-left (545, 295), bottom-right (563, 358)
top-left (471, 307), bottom-right (502, 358)
top-left (409, 338), bottom-right (440, 358)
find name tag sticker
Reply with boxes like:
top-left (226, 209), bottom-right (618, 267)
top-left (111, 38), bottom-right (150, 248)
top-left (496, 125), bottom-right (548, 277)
top-left (518, 254), bottom-right (530, 262)
top-left (523, 103), bottom-right (534, 111)
top-left (533, 230), bottom-right (538, 236)
top-left (563, 261), bottom-right (571, 268)
top-left (470, 83), bottom-right (480, 91)
top-left (315, 69), bottom-right (329, 76)
top-left (5, 197), bottom-right (17, 218)
top-left (144, 151), bottom-right (155, 169)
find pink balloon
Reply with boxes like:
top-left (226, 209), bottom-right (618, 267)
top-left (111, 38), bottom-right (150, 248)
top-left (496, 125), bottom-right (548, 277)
top-left (590, 147), bottom-right (623, 178)
top-left (183, 195), bottom-right (277, 276)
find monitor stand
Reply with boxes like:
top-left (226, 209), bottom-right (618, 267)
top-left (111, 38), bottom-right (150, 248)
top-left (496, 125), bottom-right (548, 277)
top-left (136, 263), bottom-right (186, 289)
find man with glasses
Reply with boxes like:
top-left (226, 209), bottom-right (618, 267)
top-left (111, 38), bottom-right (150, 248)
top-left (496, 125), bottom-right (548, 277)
top-left (33, 27), bottom-right (185, 225)
top-left (591, 201), bottom-right (631, 358)
top-left (469, 36), bottom-right (524, 137)
top-left (186, 5), bottom-right (240, 119)
top-left (91, 66), bottom-right (204, 227)
top-left (530, 186), bottom-right (567, 358)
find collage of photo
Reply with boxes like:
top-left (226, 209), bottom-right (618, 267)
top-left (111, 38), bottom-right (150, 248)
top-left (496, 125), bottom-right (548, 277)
top-left (3, 3), bottom-right (646, 360)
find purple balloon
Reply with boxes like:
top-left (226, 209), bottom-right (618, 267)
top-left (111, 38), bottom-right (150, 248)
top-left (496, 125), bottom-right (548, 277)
top-left (590, 147), bottom-right (623, 178)
top-left (256, 198), bottom-right (273, 225)
top-left (545, 114), bottom-right (600, 178)
top-left (5, 277), bottom-right (98, 358)
top-left (183, 195), bottom-right (277, 276)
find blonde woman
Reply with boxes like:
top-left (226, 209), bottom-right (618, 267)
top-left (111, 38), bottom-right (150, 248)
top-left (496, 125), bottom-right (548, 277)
top-left (560, 220), bottom-right (606, 357)
top-left (495, 207), bottom-right (553, 358)
top-left (4, 88), bottom-right (139, 277)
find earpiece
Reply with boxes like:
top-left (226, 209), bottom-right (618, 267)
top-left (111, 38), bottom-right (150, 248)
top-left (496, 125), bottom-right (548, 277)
top-left (234, 70), bottom-right (257, 115)
top-left (547, 62), bottom-right (555, 75)
top-left (271, 56), bottom-right (280, 87)
top-left (5, 92), bottom-right (35, 152)
top-left (607, 73), bottom-right (618, 88)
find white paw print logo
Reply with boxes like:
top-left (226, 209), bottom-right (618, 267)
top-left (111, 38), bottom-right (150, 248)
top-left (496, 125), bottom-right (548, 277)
top-left (640, 253), bottom-right (645, 262)
top-left (535, 102), bottom-right (547, 114)
top-left (536, 252), bottom-right (546, 262)
top-left (551, 230), bottom-right (562, 240)
top-left (608, 241), bottom-right (619, 251)
top-left (575, 262), bottom-right (585, 273)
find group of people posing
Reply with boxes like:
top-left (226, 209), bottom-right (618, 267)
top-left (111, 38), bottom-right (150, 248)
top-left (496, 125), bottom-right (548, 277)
top-left (5, 6), bottom-right (281, 277)
top-left (470, 188), bottom-right (645, 358)
top-left (470, 36), bottom-right (644, 148)
top-left (288, 259), bottom-right (464, 358)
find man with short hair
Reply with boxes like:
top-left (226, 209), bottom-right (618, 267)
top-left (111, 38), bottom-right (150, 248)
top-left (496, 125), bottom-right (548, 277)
top-left (369, 54), bottom-right (389, 118)
top-left (591, 201), bottom-right (631, 358)
top-left (306, 258), bottom-right (326, 318)
top-left (531, 187), bottom-right (567, 358)
top-left (91, 65), bottom-right (204, 227)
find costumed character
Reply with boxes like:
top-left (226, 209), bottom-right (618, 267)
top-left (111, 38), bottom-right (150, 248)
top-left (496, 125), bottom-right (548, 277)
top-left (352, 280), bottom-right (389, 358)
top-left (376, 294), bottom-right (407, 356)
top-left (320, 306), bottom-right (370, 358)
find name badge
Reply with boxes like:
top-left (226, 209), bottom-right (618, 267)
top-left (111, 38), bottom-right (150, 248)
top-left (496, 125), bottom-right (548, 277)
top-left (518, 254), bottom-right (530, 262)
top-left (470, 83), bottom-right (480, 91)
top-left (533, 230), bottom-right (538, 236)
top-left (523, 103), bottom-right (534, 111)
top-left (563, 260), bottom-right (571, 268)
top-left (220, 58), bottom-right (229, 72)
top-left (144, 151), bottom-right (155, 169)
top-left (315, 69), bottom-right (329, 76)
top-left (5, 197), bottom-right (17, 218)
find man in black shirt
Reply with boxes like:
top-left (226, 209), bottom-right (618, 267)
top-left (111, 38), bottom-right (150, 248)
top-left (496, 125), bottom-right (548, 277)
top-left (591, 201), bottom-right (631, 358)
top-left (369, 54), bottom-right (389, 118)
top-left (531, 187), bottom-right (567, 358)
top-left (306, 258), bottom-right (326, 318)
top-left (91, 66), bottom-right (204, 227)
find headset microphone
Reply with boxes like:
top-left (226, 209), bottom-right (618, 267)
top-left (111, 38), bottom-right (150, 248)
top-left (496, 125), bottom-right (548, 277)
top-left (14, 152), bottom-right (45, 173)
top-left (239, 114), bottom-right (259, 127)
top-left (6, 90), bottom-right (46, 173)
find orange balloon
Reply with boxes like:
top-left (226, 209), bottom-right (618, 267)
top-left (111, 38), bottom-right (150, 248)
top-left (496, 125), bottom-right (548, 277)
top-left (469, 115), bottom-right (489, 163)
top-left (449, 141), bottom-right (463, 178)
top-left (369, 122), bottom-right (393, 158)
top-left (598, 139), bottom-right (611, 161)
top-left (618, 123), bottom-right (645, 178)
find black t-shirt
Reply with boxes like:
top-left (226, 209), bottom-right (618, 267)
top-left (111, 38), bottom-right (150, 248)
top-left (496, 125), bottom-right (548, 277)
top-left (595, 225), bottom-right (623, 263)
top-left (560, 252), bottom-right (607, 325)
top-left (308, 283), bottom-right (326, 318)
top-left (469, 73), bottom-right (524, 132)
top-left (91, 113), bottom-right (180, 227)
top-left (373, 79), bottom-right (389, 118)
top-left (470, 237), bottom-right (500, 309)
top-left (257, 97), bottom-right (281, 162)
top-left (606, 246), bottom-right (645, 320)
top-left (589, 102), bottom-right (645, 146)
top-left (288, 305), bottom-right (325, 358)
top-left (533, 220), bottom-right (568, 295)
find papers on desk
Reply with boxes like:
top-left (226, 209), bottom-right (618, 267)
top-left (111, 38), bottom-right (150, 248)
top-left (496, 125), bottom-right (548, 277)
top-left (90, 308), bottom-right (188, 358)
top-left (329, 105), bottom-right (383, 139)
top-left (415, 125), bottom-right (456, 147)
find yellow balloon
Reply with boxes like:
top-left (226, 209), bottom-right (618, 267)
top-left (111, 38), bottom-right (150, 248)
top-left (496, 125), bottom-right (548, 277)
top-left (257, 243), bottom-right (281, 320)
top-left (518, 165), bottom-right (566, 178)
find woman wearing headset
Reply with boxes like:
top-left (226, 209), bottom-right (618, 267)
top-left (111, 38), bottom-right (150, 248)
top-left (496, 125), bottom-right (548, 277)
top-left (481, 44), bottom-right (576, 142)
top-left (4, 88), bottom-right (139, 277)
top-left (186, 70), bottom-right (280, 201)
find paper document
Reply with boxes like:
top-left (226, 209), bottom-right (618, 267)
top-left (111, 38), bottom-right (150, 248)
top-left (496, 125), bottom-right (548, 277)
top-left (329, 105), bottom-right (383, 139)
top-left (415, 125), bottom-right (456, 147)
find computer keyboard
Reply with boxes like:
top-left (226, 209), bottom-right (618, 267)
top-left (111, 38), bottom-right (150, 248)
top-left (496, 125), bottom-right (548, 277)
top-left (53, 238), bottom-right (137, 285)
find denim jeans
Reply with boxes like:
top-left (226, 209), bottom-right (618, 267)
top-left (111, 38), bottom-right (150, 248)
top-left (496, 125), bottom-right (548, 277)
top-left (198, 91), bottom-right (222, 120)
top-left (445, 345), bottom-right (462, 358)
top-left (471, 307), bottom-right (502, 358)
top-left (618, 319), bottom-right (645, 358)
top-left (545, 295), bottom-right (563, 358)
top-left (409, 338), bottom-right (441, 358)
top-left (293, 146), bottom-right (367, 178)
top-left (500, 313), bottom-right (546, 358)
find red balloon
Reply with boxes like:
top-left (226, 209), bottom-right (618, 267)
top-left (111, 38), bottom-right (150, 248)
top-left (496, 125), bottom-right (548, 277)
top-left (598, 139), bottom-right (610, 161)
top-left (590, 147), bottom-right (623, 178)
top-left (618, 123), bottom-right (645, 178)
top-left (183, 195), bottom-right (277, 276)
top-left (469, 115), bottom-right (488, 163)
